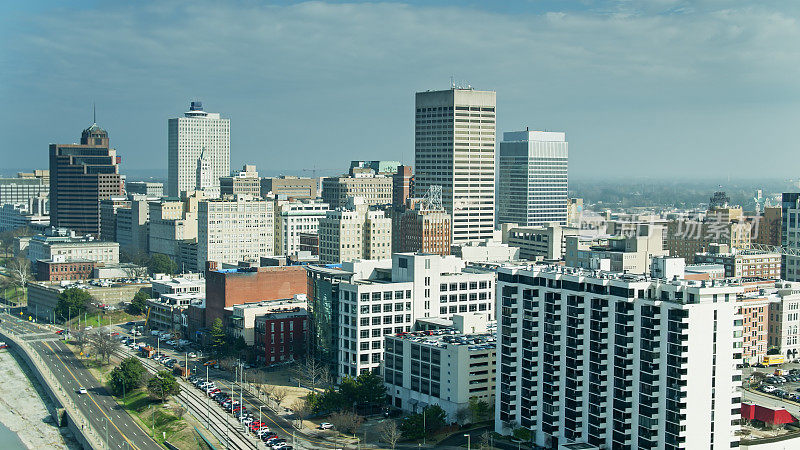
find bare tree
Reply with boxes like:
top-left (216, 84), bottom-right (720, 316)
top-left (292, 358), bottom-right (329, 391)
top-left (329, 410), bottom-right (364, 435)
top-left (74, 331), bottom-right (90, 355)
top-left (289, 399), bottom-right (310, 428)
top-left (272, 387), bottom-right (288, 407)
top-left (89, 330), bottom-right (120, 364)
top-left (378, 420), bottom-right (401, 449)
top-left (7, 256), bottom-right (31, 302)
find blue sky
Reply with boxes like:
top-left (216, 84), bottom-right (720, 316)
top-left (2, 0), bottom-right (799, 179)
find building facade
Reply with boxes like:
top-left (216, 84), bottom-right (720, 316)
top-left (321, 175), bottom-right (394, 208)
top-left (197, 197), bottom-right (274, 268)
top-left (335, 254), bottom-right (495, 379)
top-left (253, 306), bottom-right (310, 364)
top-left (0, 175), bottom-right (48, 207)
top-left (414, 88), bottom-right (496, 243)
top-left (496, 265), bottom-right (744, 450)
top-left (126, 181), bottom-right (164, 197)
top-left (99, 196), bottom-right (130, 242)
top-left (22, 229), bottom-right (119, 266)
top-left (393, 206), bottom-right (451, 256)
top-left (0, 197), bottom-right (49, 233)
top-left (274, 199), bottom-right (329, 257)
top-left (497, 130), bottom-right (568, 227)
top-left (565, 224), bottom-right (667, 274)
top-left (167, 101), bottom-right (230, 197)
top-left (693, 245), bottom-right (781, 279)
top-left (501, 223), bottom-right (581, 261)
top-left (49, 123), bottom-right (123, 235)
top-left (318, 197), bottom-right (391, 264)
top-left (781, 193), bottom-right (800, 281)
top-left (116, 195), bottom-right (154, 254)
top-left (35, 258), bottom-right (98, 282)
top-left (260, 176), bottom-right (317, 200)
top-left (220, 164), bottom-right (261, 198)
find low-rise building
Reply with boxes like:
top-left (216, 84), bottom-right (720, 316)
top-left (0, 197), bottom-right (49, 233)
top-left (151, 274), bottom-right (205, 298)
top-left (27, 280), bottom-right (149, 321)
top-left (693, 244), bottom-right (781, 279)
top-left (228, 296), bottom-right (308, 346)
top-left (451, 239), bottom-right (520, 263)
top-left (501, 223), bottom-right (581, 261)
top-left (35, 257), bottom-right (98, 282)
top-left (321, 174), bottom-right (393, 208)
top-left (384, 313), bottom-right (496, 419)
top-left (254, 306), bottom-right (310, 365)
top-left (260, 176), bottom-right (317, 200)
top-left (274, 199), bottom-right (329, 257)
top-left (220, 165), bottom-right (261, 199)
top-left (19, 227), bottom-right (119, 267)
top-left (565, 224), bottom-right (667, 274)
top-left (767, 282), bottom-right (800, 361)
top-left (126, 181), bottom-right (164, 198)
top-left (147, 292), bottom-right (205, 336)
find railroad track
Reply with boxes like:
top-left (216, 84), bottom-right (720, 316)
top-left (113, 347), bottom-right (262, 450)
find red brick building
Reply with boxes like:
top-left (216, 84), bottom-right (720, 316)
top-left (35, 259), bottom-right (98, 281)
top-left (204, 264), bottom-right (308, 327)
top-left (254, 307), bottom-right (309, 364)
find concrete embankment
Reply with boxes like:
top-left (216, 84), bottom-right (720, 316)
top-left (0, 328), bottom-right (102, 449)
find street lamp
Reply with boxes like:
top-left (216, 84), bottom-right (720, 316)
top-left (464, 434), bottom-right (471, 450)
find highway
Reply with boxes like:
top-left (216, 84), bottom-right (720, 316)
top-left (0, 313), bottom-right (161, 450)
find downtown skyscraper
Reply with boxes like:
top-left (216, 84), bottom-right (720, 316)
top-left (49, 122), bottom-right (123, 235)
top-left (167, 101), bottom-right (230, 197)
top-left (414, 87), bottom-right (496, 243)
top-left (497, 130), bottom-right (568, 227)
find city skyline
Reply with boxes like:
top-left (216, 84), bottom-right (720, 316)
top-left (3, 1), bottom-right (800, 178)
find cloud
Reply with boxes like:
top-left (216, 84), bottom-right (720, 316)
top-left (1, 0), bottom-right (800, 178)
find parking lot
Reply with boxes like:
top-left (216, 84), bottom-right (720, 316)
top-left (744, 362), bottom-right (800, 403)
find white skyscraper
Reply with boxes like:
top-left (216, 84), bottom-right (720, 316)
top-left (497, 130), bottom-right (568, 227)
top-left (168, 101), bottom-right (230, 197)
top-left (414, 87), bottom-right (496, 244)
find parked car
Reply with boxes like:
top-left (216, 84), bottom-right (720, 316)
top-left (319, 422), bottom-right (334, 430)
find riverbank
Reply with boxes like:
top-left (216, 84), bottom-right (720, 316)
top-left (0, 348), bottom-right (80, 449)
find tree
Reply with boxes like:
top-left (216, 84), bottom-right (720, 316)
top-left (0, 226), bottom-right (32, 257)
top-left (400, 405), bottom-right (447, 439)
top-left (289, 399), bottom-right (310, 428)
top-left (272, 387), bottom-right (288, 407)
top-left (353, 370), bottom-right (386, 408)
top-left (55, 287), bottom-right (91, 321)
top-left (468, 396), bottom-right (491, 423)
top-left (291, 358), bottom-right (330, 391)
top-left (455, 407), bottom-right (470, 425)
top-left (148, 253), bottom-right (177, 275)
top-left (329, 410), bottom-right (364, 435)
top-left (210, 318), bottom-right (226, 355)
top-left (90, 330), bottom-right (120, 364)
top-left (7, 256), bottom-right (31, 296)
top-left (109, 357), bottom-right (147, 395)
top-left (479, 431), bottom-right (494, 450)
top-left (128, 290), bottom-right (151, 315)
top-left (74, 331), bottom-right (90, 355)
top-left (512, 427), bottom-right (533, 442)
top-left (378, 420), bottom-right (401, 449)
top-left (147, 370), bottom-right (181, 402)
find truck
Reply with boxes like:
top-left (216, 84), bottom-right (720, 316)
top-left (763, 355), bottom-right (785, 366)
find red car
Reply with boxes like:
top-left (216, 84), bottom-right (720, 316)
top-left (249, 421), bottom-right (264, 432)
top-left (111, 332), bottom-right (120, 336)
top-left (55, 330), bottom-right (65, 335)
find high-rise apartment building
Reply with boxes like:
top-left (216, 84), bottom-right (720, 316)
top-left (335, 253), bottom-right (495, 379)
top-left (414, 88), bottom-right (496, 243)
top-left (167, 101), bottom-right (230, 197)
top-left (497, 130), bottom-right (568, 227)
top-left (781, 193), bottom-right (800, 281)
top-left (99, 196), bottom-right (130, 242)
top-left (220, 164), bottom-right (260, 198)
top-left (318, 197), bottom-right (391, 264)
top-left (496, 264), bottom-right (744, 450)
top-left (49, 123), bottom-right (123, 236)
top-left (197, 197), bottom-right (274, 267)
top-left (274, 199), bottom-right (329, 257)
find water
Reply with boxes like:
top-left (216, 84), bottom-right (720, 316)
top-left (0, 420), bottom-right (25, 450)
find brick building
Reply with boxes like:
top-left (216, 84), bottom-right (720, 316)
top-left (254, 307), bottom-right (309, 365)
top-left (204, 263), bottom-right (308, 327)
top-left (35, 258), bottom-right (98, 282)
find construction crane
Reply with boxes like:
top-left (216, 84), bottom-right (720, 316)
top-left (143, 306), bottom-right (152, 329)
top-left (302, 166), bottom-right (337, 178)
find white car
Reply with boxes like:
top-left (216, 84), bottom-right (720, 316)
top-left (319, 422), bottom-right (333, 430)
top-left (78, 387), bottom-right (88, 394)
top-left (763, 385), bottom-right (777, 393)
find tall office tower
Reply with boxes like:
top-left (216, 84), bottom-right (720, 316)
top-left (496, 264), bottom-right (743, 450)
top-left (167, 101), bottom-right (230, 197)
top-left (497, 130), bottom-right (568, 227)
top-left (197, 197), bottom-right (274, 267)
top-left (414, 87), bottom-right (496, 243)
top-left (49, 123), bottom-right (123, 235)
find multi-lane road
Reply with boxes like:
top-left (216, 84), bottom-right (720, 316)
top-left (1, 313), bottom-right (161, 450)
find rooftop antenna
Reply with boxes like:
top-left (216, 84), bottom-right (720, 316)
top-left (450, 76), bottom-right (455, 89)
top-left (92, 101), bottom-right (96, 125)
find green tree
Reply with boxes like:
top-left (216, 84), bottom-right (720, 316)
top-left (210, 318), bottom-right (226, 355)
top-left (354, 370), bottom-right (386, 407)
top-left (147, 370), bottom-right (181, 401)
top-left (109, 357), bottom-right (147, 396)
top-left (148, 253), bottom-right (177, 275)
top-left (128, 290), bottom-right (151, 315)
top-left (400, 405), bottom-right (447, 439)
top-left (55, 287), bottom-right (91, 321)
top-left (468, 396), bottom-right (491, 423)
top-left (512, 427), bottom-right (533, 442)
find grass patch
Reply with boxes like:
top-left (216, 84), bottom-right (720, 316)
top-left (67, 309), bottom-right (142, 329)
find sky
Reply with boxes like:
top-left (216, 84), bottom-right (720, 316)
top-left (2, 0), bottom-right (800, 179)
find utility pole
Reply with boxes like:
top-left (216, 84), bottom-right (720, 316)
top-left (206, 365), bottom-right (210, 429)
